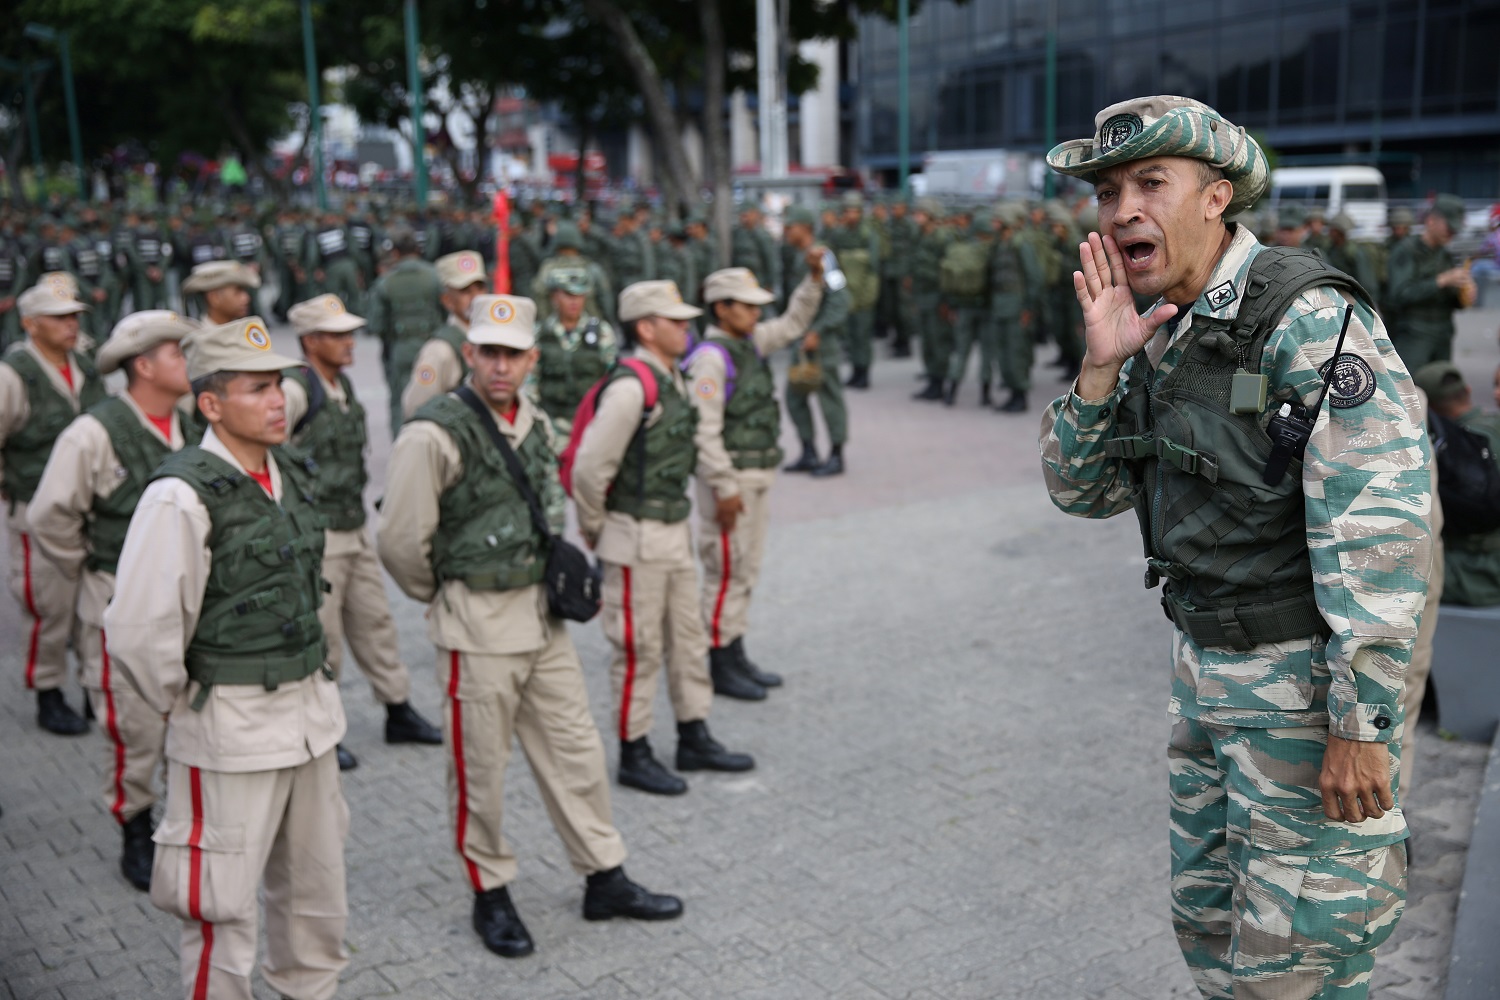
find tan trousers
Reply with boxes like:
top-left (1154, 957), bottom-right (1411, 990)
top-left (1399, 537), bottom-right (1444, 797)
top-left (601, 558), bottom-right (715, 743)
top-left (695, 470), bottom-right (774, 649)
top-left (151, 752), bottom-right (348, 1000)
top-left (7, 505), bottom-right (79, 691)
top-left (438, 631), bottom-right (627, 893)
top-left (81, 625), bottom-right (167, 824)
top-left (320, 531), bottom-right (410, 705)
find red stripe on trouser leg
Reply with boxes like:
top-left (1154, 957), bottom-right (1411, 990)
top-left (100, 630), bottom-right (127, 824)
top-left (187, 766), bottom-right (214, 1000)
top-left (193, 922), bottom-right (215, 1000)
top-left (711, 529), bottom-right (732, 648)
top-left (618, 567), bottom-right (637, 741)
top-left (20, 533), bottom-right (41, 689)
top-left (448, 650), bottom-right (482, 891)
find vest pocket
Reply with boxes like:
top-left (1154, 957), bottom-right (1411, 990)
top-left (150, 817), bottom-right (254, 924)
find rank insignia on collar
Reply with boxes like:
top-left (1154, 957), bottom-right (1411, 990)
top-left (1206, 281), bottom-right (1237, 310)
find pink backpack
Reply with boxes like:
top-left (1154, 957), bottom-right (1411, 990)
top-left (558, 358), bottom-right (659, 497)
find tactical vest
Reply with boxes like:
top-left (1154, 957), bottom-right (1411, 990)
top-left (707, 334), bottom-right (782, 469)
top-left (152, 448), bottom-right (327, 707)
top-left (435, 324), bottom-right (470, 380)
top-left (279, 227), bottom-right (304, 260)
top-left (1103, 247), bottom-right (1368, 651)
top-left (605, 363), bottom-right (697, 523)
top-left (137, 234), bottom-right (163, 265)
top-left (316, 227), bottom-right (348, 259)
top-left (536, 318), bottom-right (609, 420)
top-left (230, 230), bottom-right (261, 261)
top-left (86, 397), bottom-right (201, 574)
top-left (0, 252), bottom-right (14, 285)
top-left (189, 235), bottom-right (219, 265)
top-left (383, 262), bottom-right (444, 341)
top-left (72, 243), bottom-right (102, 280)
top-left (414, 393), bottom-right (551, 591)
top-left (350, 224), bottom-right (373, 251)
top-left (285, 367), bottom-right (369, 531)
top-left (1, 348), bottom-right (107, 504)
top-left (41, 245), bottom-right (67, 272)
top-left (990, 239), bottom-right (1026, 299)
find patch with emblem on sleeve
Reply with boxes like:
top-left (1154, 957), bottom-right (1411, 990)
top-left (695, 378), bottom-right (719, 399)
top-left (415, 366), bottom-right (436, 384)
top-left (1318, 353), bottom-right (1377, 409)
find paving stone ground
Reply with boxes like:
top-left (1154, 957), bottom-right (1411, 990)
top-left (1, 305), bottom-right (1495, 999)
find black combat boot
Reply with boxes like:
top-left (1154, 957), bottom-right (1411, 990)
top-left (980, 382), bottom-right (993, 407)
top-left (710, 645), bottom-right (767, 701)
top-left (120, 810), bottom-right (155, 892)
top-left (335, 744), bottom-right (359, 771)
top-left (891, 340), bottom-right (912, 358)
top-left (385, 701), bottom-right (444, 745)
top-left (847, 366), bottom-right (870, 389)
top-left (942, 380), bottom-right (958, 406)
top-left (583, 866), bottom-right (684, 922)
top-left (37, 689), bottom-right (89, 736)
top-left (618, 737), bottom-right (687, 795)
top-left (913, 377), bottom-right (944, 401)
top-left (472, 886), bottom-right (535, 957)
top-left (811, 445), bottom-right (845, 478)
top-left (675, 720), bottom-right (755, 772)
top-left (783, 440), bottom-right (820, 473)
top-left (731, 637), bottom-right (782, 688)
top-left (997, 390), bottom-right (1028, 413)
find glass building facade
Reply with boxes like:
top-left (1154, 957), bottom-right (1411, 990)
top-left (854, 0), bottom-right (1500, 197)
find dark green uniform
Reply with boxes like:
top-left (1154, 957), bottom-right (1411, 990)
top-left (1385, 235), bottom-right (1464, 369)
top-left (783, 245), bottom-right (850, 448)
top-left (991, 230), bottom-right (1039, 395)
top-left (366, 257), bottom-right (445, 434)
top-left (1443, 409), bottom-right (1500, 606)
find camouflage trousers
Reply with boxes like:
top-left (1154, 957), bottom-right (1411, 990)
top-left (1169, 717), bottom-right (1407, 1000)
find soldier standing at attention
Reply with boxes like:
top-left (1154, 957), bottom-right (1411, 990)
top-left (530, 269), bottom-right (618, 438)
top-left (282, 295), bottom-right (444, 772)
top-left (686, 263), bottom-right (823, 697)
top-left (103, 317), bottom-right (350, 1000)
top-left (180, 260), bottom-right (259, 328)
top-left (378, 294), bottom-right (683, 957)
top-left (782, 208), bottom-right (852, 477)
top-left (940, 210), bottom-right (996, 407)
top-left (27, 311), bottom-right (197, 890)
top-left (1042, 96), bottom-right (1430, 999)
top-left (365, 228), bottom-right (445, 437)
top-left (911, 200), bottom-right (952, 401)
top-left (826, 193), bottom-right (881, 389)
top-left (1, 281), bottom-right (105, 735)
top-left (884, 198), bottom-right (917, 359)
top-left (129, 211), bottom-right (173, 311)
top-left (531, 223), bottom-right (615, 328)
top-left (309, 210), bottom-right (364, 313)
top-left (989, 204), bottom-right (1040, 414)
top-left (731, 202), bottom-right (781, 306)
top-left (1384, 194), bottom-right (1475, 370)
top-left (572, 281), bottom-right (758, 795)
top-left (401, 250), bottom-right (488, 421)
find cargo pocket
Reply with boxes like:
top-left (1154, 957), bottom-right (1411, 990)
top-left (1190, 640), bottom-right (1315, 712)
top-left (150, 817), bottom-right (255, 925)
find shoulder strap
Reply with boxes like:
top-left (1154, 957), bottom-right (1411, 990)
top-left (616, 357), bottom-right (660, 410)
top-left (1233, 246), bottom-right (1370, 373)
top-left (290, 366), bottom-right (327, 437)
top-left (683, 341), bottom-right (738, 400)
top-left (453, 386), bottom-right (551, 543)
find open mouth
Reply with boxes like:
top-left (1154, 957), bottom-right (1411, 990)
top-left (1121, 238), bottom-right (1158, 269)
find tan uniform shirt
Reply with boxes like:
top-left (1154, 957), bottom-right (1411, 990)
top-left (102, 426), bottom-right (347, 773)
top-left (687, 276), bottom-right (822, 499)
top-left (0, 341), bottom-right (92, 504)
top-left (400, 313), bottom-right (467, 420)
top-left (378, 389), bottom-right (555, 654)
top-left (27, 393), bottom-right (187, 623)
top-left (283, 367), bottom-right (367, 560)
top-left (571, 348), bottom-right (694, 567)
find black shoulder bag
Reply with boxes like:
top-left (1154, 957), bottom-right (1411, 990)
top-left (454, 386), bottom-right (602, 622)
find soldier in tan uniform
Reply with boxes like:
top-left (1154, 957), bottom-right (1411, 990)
top-left (400, 249), bottom-right (487, 420)
top-left (180, 260), bottom-right (259, 327)
top-left (1, 281), bottom-right (105, 734)
top-left (103, 317), bottom-right (349, 1000)
top-left (378, 294), bottom-right (682, 958)
top-left (573, 281), bottom-right (756, 796)
top-left (283, 295), bottom-right (444, 772)
top-left (28, 310), bottom-right (197, 890)
top-left (686, 263), bottom-right (823, 696)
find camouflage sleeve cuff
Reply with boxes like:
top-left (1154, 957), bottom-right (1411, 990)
top-left (1068, 386), bottom-right (1119, 426)
top-left (1327, 693), bottom-right (1401, 743)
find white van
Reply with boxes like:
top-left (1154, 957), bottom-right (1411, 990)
top-left (1269, 166), bottom-right (1388, 239)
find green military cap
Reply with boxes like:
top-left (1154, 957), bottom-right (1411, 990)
top-left (1330, 212), bottom-right (1356, 234)
top-left (783, 206), bottom-right (818, 228)
top-left (552, 223), bottom-right (584, 251)
top-left (840, 191), bottom-right (864, 208)
top-left (1429, 193), bottom-right (1465, 231)
top-left (1048, 95), bottom-right (1269, 215)
top-left (545, 266), bottom-right (593, 295)
top-left (914, 198), bottom-right (943, 217)
top-left (1306, 207), bottom-right (1326, 223)
top-left (1412, 360), bottom-right (1467, 403)
top-left (1276, 204), bottom-right (1307, 230)
top-left (183, 317), bottom-right (299, 382)
top-left (972, 210), bottom-right (996, 232)
top-left (1389, 206), bottom-right (1415, 227)
top-left (735, 201), bottom-right (760, 215)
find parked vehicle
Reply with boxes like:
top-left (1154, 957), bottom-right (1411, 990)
top-left (1269, 165), bottom-right (1388, 238)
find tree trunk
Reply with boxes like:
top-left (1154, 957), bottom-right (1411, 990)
top-left (697, 0), bottom-right (733, 268)
top-left (580, 0), bottom-right (696, 218)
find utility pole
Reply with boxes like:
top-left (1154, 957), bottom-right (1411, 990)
top-left (301, 0), bottom-right (328, 210)
top-left (898, 0), bottom-right (910, 196)
top-left (1043, 0), bottom-right (1057, 199)
top-left (404, 0), bottom-right (429, 207)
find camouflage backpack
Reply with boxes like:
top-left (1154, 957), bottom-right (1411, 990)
top-left (840, 248), bottom-right (879, 311)
top-left (939, 240), bottom-right (989, 297)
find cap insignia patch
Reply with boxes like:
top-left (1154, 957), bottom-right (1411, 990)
top-left (244, 321), bottom-right (271, 350)
top-left (1099, 113), bottom-right (1144, 152)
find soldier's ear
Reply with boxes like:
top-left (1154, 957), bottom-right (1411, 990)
top-left (1203, 177), bottom-right (1234, 222)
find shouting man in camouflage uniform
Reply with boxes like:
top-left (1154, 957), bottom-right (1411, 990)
top-left (1041, 96), bottom-right (1432, 1000)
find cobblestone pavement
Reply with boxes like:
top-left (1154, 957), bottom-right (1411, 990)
top-left (1, 306), bottom-right (1495, 999)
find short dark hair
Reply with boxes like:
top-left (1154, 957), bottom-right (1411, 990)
top-left (122, 355), bottom-right (144, 387)
top-left (620, 319), bottom-right (640, 348)
top-left (1195, 161), bottom-right (1226, 189)
top-left (190, 371), bottom-right (234, 398)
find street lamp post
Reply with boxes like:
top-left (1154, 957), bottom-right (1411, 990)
top-left (1043, 0), bottom-right (1057, 199)
top-left (24, 23), bottom-right (86, 200)
top-left (404, 0), bottom-right (429, 207)
top-left (301, 0), bottom-right (329, 211)
top-left (898, 0), bottom-right (910, 197)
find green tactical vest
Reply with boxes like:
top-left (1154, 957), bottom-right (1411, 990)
top-left (2, 348), bottom-right (107, 504)
top-left (383, 260), bottom-right (444, 342)
top-left (155, 447), bottom-right (328, 709)
top-left (285, 366), bottom-right (369, 531)
top-left (605, 362), bottom-right (697, 523)
top-left (536, 317), bottom-right (610, 421)
top-left (707, 334), bottom-right (782, 469)
top-left (86, 397), bottom-right (202, 574)
top-left (1103, 247), bottom-right (1368, 651)
top-left (413, 393), bottom-right (552, 591)
top-left (434, 323), bottom-right (470, 381)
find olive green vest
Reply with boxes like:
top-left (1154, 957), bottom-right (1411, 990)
top-left (707, 334), bottom-right (783, 469)
top-left (86, 397), bottom-right (202, 574)
top-left (284, 366), bottom-right (369, 531)
top-left (536, 317), bottom-right (610, 421)
top-left (1, 347), bottom-right (107, 505)
top-left (383, 260), bottom-right (444, 342)
top-left (155, 448), bottom-right (328, 709)
top-left (434, 323), bottom-right (469, 380)
top-left (1103, 247), bottom-right (1367, 651)
top-left (605, 362), bottom-right (697, 523)
top-left (414, 393), bottom-right (552, 591)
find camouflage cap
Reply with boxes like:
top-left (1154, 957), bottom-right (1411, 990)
top-left (288, 294), bottom-right (364, 335)
top-left (1389, 206), bottom-right (1415, 227)
top-left (783, 206), bottom-right (819, 229)
top-left (551, 223), bottom-right (584, 252)
top-left (435, 250), bottom-right (487, 289)
top-left (183, 317), bottom-right (298, 381)
top-left (545, 266), bottom-right (593, 296)
top-left (1428, 193), bottom-right (1465, 231)
top-left (96, 310), bottom-right (195, 375)
top-left (914, 198), bottom-right (943, 217)
top-left (1276, 204), bottom-right (1307, 230)
top-left (1412, 360), bottom-right (1467, 403)
top-left (1047, 95), bottom-right (1269, 214)
top-left (1329, 212), bottom-right (1356, 234)
top-left (840, 191), bottom-right (864, 208)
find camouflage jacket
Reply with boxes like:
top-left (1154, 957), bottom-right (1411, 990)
top-left (1040, 224), bottom-right (1432, 741)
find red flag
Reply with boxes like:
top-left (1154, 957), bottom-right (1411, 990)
top-left (492, 191), bottom-right (511, 293)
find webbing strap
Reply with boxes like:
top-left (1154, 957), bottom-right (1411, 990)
top-left (1162, 591), bottom-right (1328, 651)
top-left (187, 640), bottom-right (327, 710)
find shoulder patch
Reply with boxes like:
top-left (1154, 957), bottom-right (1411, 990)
top-left (1205, 280), bottom-right (1237, 311)
top-left (695, 377), bottom-right (719, 400)
top-left (1318, 353), bottom-right (1377, 409)
top-left (415, 366), bottom-right (436, 385)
